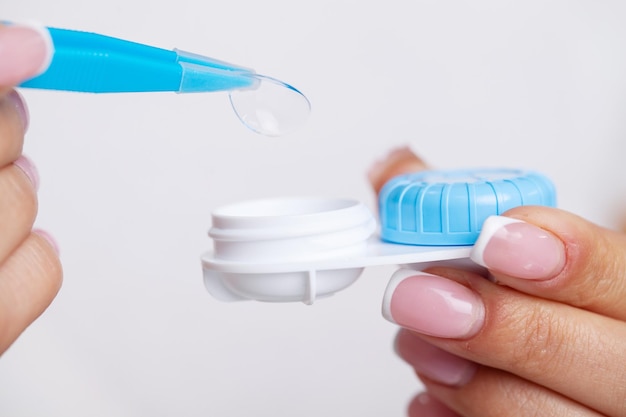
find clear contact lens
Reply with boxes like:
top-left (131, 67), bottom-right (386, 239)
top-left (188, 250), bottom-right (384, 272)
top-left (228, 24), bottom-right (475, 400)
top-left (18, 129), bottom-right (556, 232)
top-left (228, 75), bottom-right (310, 137)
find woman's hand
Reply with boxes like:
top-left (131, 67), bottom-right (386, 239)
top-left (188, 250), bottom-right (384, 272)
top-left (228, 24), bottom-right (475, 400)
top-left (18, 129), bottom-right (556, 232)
top-left (0, 23), bottom-right (62, 355)
top-left (370, 147), bottom-right (626, 416)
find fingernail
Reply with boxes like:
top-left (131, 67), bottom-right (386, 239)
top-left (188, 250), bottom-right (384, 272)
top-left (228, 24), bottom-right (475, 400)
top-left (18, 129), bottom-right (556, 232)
top-left (470, 216), bottom-right (566, 280)
top-left (0, 22), bottom-right (54, 85)
top-left (7, 89), bottom-right (29, 132)
top-left (382, 269), bottom-right (485, 339)
top-left (408, 393), bottom-right (461, 417)
top-left (14, 155), bottom-right (40, 190)
top-left (33, 228), bottom-right (60, 255)
top-left (395, 330), bottom-right (478, 386)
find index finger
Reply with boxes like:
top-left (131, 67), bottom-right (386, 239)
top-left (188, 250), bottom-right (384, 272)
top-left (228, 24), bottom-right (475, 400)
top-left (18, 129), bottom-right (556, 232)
top-left (470, 207), bottom-right (626, 321)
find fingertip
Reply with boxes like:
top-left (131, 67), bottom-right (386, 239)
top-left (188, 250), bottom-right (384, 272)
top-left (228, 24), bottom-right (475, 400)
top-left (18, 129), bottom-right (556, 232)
top-left (13, 154), bottom-right (40, 191)
top-left (471, 215), bottom-right (525, 268)
top-left (30, 230), bottom-right (64, 297)
top-left (32, 228), bottom-right (60, 256)
top-left (6, 89), bottom-right (29, 132)
top-left (0, 229), bottom-right (63, 353)
top-left (30, 229), bottom-right (63, 293)
top-left (470, 215), bottom-right (566, 281)
top-left (0, 22), bottom-right (54, 86)
top-left (382, 269), bottom-right (417, 324)
top-left (382, 269), bottom-right (485, 339)
top-left (368, 145), bottom-right (428, 194)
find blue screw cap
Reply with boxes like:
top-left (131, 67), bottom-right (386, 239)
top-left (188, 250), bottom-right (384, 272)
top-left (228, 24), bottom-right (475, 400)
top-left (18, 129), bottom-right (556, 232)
top-left (379, 168), bottom-right (556, 246)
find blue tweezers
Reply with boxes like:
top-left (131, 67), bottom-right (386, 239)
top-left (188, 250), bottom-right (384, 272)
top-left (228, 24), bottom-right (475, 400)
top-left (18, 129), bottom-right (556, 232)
top-left (20, 26), bottom-right (259, 93)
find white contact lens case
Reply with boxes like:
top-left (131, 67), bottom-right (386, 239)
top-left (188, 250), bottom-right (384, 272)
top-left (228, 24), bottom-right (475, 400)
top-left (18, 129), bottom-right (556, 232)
top-left (201, 197), bottom-right (471, 304)
top-left (200, 168), bottom-right (557, 304)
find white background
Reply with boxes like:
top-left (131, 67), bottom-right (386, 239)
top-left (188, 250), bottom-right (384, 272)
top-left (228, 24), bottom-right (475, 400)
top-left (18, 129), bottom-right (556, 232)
top-left (3, 1), bottom-right (626, 416)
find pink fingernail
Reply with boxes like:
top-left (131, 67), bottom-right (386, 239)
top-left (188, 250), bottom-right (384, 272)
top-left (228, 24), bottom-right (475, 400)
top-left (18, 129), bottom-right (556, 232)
top-left (408, 393), bottom-right (461, 417)
top-left (382, 270), bottom-right (485, 339)
top-left (0, 23), bottom-right (54, 85)
top-left (33, 228), bottom-right (60, 255)
top-left (470, 216), bottom-right (565, 280)
top-left (395, 329), bottom-right (478, 386)
top-left (7, 89), bottom-right (29, 132)
top-left (14, 155), bottom-right (40, 190)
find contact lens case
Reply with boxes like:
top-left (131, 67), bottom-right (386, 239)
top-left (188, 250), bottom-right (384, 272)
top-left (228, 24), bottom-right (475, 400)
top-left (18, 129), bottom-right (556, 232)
top-left (201, 168), bottom-right (556, 304)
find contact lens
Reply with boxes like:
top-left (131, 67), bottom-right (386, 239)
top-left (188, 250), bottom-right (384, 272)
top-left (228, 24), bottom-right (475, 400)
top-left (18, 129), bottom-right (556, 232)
top-left (228, 75), bottom-right (310, 137)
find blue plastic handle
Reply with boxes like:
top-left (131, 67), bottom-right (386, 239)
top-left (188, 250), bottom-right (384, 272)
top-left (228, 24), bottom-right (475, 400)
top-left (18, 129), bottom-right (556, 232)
top-left (20, 27), bottom-right (259, 93)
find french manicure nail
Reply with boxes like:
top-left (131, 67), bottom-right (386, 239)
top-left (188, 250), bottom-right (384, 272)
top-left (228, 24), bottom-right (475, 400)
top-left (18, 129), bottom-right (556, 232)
top-left (382, 269), bottom-right (485, 339)
top-left (395, 329), bottom-right (478, 386)
top-left (7, 89), bottom-right (29, 132)
top-left (0, 22), bottom-right (54, 85)
top-left (470, 216), bottom-right (565, 280)
top-left (14, 155), bottom-right (40, 190)
top-left (33, 228), bottom-right (60, 255)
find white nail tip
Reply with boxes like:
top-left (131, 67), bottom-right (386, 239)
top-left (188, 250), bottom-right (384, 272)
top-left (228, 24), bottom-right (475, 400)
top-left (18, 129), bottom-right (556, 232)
top-left (381, 269), bottom-right (426, 324)
top-left (470, 216), bottom-right (524, 267)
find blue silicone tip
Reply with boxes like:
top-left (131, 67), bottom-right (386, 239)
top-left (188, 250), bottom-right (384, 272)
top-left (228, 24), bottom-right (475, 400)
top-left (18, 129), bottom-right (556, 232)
top-left (378, 168), bottom-right (556, 246)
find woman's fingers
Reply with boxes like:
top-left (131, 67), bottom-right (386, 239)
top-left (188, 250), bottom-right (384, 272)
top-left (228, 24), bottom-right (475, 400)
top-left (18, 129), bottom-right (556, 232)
top-left (0, 26), bottom-right (42, 261)
top-left (397, 330), bottom-right (602, 417)
top-left (0, 231), bottom-right (62, 353)
top-left (0, 153), bottom-right (49, 354)
top-left (0, 22), bottom-right (60, 354)
top-left (383, 268), bottom-right (626, 416)
top-left (368, 146), bottom-right (626, 322)
top-left (470, 207), bottom-right (626, 321)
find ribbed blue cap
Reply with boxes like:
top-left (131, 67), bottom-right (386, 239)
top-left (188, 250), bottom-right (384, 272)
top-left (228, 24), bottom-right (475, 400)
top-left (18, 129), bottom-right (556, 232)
top-left (379, 168), bottom-right (556, 246)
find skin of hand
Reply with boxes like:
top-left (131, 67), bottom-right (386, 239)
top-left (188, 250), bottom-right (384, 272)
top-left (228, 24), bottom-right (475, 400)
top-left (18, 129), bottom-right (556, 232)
top-left (369, 146), bottom-right (626, 417)
top-left (0, 23), bottom-right (62, 355)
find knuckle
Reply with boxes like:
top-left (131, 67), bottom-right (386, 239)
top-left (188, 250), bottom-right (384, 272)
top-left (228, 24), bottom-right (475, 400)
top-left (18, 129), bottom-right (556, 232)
top-left (564, 227), bottom-right (626, 313)
top-left (592, 238), bottom-right (626, 298)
